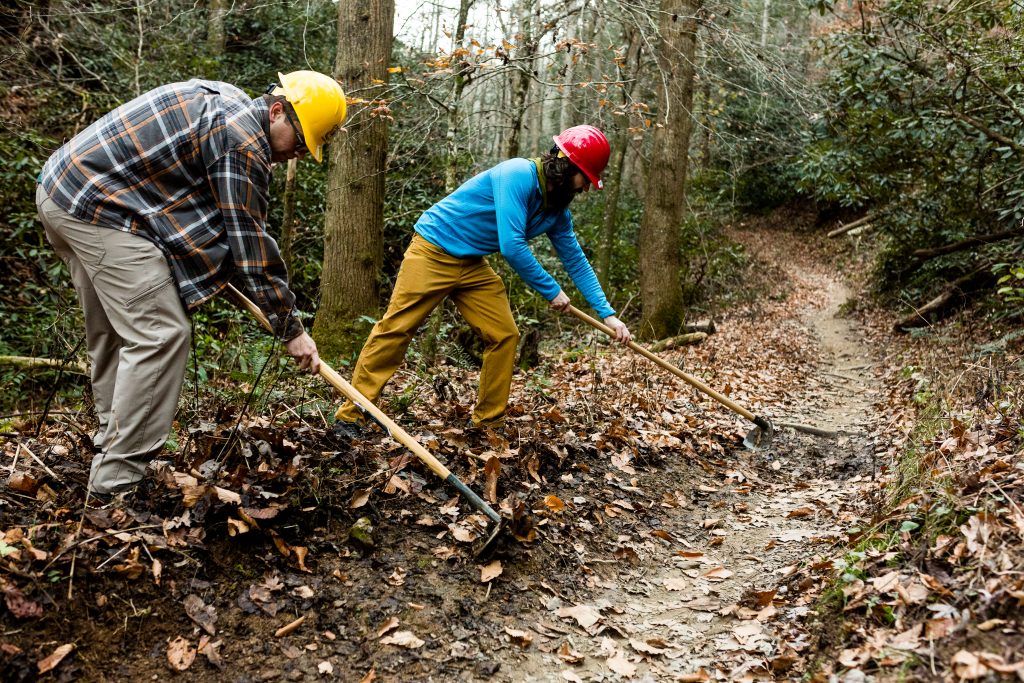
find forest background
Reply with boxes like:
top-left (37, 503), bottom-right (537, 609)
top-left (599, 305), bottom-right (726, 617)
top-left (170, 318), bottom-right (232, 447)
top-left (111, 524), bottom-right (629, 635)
top-left (1, 0), bottom-right (1022, 404)
top-left (2, 1), bottom-right (1024, 680)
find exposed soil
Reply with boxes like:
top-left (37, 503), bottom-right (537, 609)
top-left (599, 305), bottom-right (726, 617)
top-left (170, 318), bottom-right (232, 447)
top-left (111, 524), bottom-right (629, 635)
top-left (2, 219), bottom-right (896, 682)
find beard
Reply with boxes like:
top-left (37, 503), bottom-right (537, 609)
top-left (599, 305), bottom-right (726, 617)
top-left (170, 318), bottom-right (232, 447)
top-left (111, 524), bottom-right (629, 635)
top-left (547, 180), bottom-right (583, 211)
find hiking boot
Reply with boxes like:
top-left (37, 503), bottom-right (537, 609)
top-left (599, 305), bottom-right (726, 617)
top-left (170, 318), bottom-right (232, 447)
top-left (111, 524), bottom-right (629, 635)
top-left (329, 420), bottom-right (363, 444)
top-left (84, 483), bottom-right (139, 510)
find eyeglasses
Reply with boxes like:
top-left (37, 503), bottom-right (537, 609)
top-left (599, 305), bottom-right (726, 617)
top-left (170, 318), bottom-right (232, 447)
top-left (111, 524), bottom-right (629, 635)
top-left (283, 108), bottom-right (308, 155)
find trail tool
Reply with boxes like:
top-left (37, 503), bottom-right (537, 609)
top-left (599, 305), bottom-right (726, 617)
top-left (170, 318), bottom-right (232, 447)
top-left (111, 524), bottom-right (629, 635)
top-left (227, 284), bottom-right (507, 559)
top-left (566, 305), bottom-right (776, 449)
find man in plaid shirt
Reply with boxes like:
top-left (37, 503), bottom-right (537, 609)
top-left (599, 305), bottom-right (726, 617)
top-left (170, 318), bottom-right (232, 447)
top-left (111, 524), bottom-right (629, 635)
top-left (36, 70), bottom-right (346, 503)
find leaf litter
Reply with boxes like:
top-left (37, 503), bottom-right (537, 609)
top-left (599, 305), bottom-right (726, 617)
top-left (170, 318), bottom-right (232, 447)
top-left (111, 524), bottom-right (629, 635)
top-left (1, 214), bottom-right (1020, 681)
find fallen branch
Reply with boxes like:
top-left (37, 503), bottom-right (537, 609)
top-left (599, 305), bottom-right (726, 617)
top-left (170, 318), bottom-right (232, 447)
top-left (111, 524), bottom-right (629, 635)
top-left (894, 265), bottom-right (997, 332)
top-left (827, 214), bottom-right (876, 239)
top-left (649, 332), bottom-right (708, 352)
top-left (0, 355), bottom-right (88, 375)
top-left (910, 227), bottom-right (1024, 260)
top-left (683, 319), bottom-right (716, 335)
top-left (275, 615), bottom-right (306, 638)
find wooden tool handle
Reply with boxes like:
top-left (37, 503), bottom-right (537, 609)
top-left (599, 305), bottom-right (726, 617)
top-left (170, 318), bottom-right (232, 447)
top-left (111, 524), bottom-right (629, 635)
top-left (565, 305), bottom-right (758, 422)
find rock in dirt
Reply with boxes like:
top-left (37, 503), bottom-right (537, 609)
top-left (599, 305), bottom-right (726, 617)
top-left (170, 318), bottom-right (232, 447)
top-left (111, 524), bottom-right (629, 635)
top-left (349, 517), bottom-right (375, 549)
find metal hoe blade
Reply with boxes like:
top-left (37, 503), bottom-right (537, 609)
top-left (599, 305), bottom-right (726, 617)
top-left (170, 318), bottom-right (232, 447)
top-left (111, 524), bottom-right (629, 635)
top-left (742, 418), bottom-right (776, 450)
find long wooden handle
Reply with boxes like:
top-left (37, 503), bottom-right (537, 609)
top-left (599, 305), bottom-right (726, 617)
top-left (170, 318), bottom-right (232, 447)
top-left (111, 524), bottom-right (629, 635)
top-left (566, 305), bottom-right (761, 424)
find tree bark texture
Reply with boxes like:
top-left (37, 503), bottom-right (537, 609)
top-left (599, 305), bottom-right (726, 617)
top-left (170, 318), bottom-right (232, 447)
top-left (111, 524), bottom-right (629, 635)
top-left (314, 0), bottom-right (395, 356)
top-left (206, 0), bottom-right (227, 58)
top-left (504, 0), bottom-right (537, 158)
top-left (596, 27), bottom-right (642, 290)
top-left (444, 0), bottom-right (474, 193)
top-left (278, 158), bottom-right (298, 276)
top-left (638, 0), bottom-right (701, 340)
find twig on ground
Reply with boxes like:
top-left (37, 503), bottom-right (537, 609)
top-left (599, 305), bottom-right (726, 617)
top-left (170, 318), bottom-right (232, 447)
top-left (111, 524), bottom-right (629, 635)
top-left (18, 442), bottom-right (61, 482)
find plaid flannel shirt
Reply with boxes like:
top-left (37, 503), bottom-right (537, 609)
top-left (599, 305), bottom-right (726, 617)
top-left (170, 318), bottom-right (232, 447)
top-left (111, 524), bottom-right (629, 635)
top-left (39, 79), bottom-right (303, 340)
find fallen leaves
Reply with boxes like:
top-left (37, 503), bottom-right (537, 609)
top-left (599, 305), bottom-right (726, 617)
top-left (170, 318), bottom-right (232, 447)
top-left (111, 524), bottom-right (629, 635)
top-left (479, 560), bottom-right (502, 583)
top-left (166, 636), bottom-right (195, 672)
top-left (37, 643), bottom-right (75, 675)
top-left (183, 594), bottom-right (217, 636)
top-left (555, 604), bottom-right (603, 632)
top-left (379, 630), bottom-right (425, 649)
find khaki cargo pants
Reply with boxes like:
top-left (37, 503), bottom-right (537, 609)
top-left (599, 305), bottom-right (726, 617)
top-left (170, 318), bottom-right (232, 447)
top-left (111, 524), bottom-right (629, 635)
top-left (37, 185), bottom-right (190, 495)
top-left (335, 234), bottom-right (519, 427)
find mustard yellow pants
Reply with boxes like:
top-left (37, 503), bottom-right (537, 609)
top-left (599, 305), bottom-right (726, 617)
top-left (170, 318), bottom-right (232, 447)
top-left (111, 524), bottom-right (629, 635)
top-left (335, 234), bottom-right (519, 427)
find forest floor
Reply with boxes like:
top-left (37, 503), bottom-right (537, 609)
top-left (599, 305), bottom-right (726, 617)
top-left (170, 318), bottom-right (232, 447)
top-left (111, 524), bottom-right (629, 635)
top-left (2, 211), bottom-right (1022, 682)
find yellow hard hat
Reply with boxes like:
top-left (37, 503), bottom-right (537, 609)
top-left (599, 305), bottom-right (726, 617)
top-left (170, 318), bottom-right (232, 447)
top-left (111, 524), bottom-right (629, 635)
top-left (273, 70), bottom-right (346, 163)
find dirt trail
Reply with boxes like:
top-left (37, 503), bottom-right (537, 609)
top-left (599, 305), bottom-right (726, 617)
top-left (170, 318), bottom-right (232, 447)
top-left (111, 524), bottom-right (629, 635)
top-left (504, 234), bottom-right (880, 682)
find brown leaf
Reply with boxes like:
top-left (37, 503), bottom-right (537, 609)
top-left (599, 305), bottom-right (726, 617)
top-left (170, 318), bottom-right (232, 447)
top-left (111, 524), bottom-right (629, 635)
top-left (4, 587), bottom-right (43, 619)
top-left (629, 638), bottom-right (666, 655)
top-left (113, 546), bottom-right (146, 580)
top-left (166, 636), bottom-right (196, 672)
top-left (607, 650), bottom-right (636, 677)
top-left (786, 506), bottom-right (814, 518)
top-left (483, 457), bottom-right (500, 504)
top-left (7, 472), bottom-right (39, 494)
top-left (651, 529), bottom-right (675, 543)
top-left (663, 577), bottom-right (687, 591)
top-left (37, 643), bottom-right (75, 674)
top-left (976, 618), bottom-right (1007, 632)
top-left (557, 642), bottom-right (585, 664)
top-left (544, 495), bottom-right (565, 513)
top-left (183, 594), bottom-right (217, 635)
top-left (556, 604), bottom-right (602, 630)
top-left (379, 630), bottom-right (424, 649)
top-left (677, 671), bottom-right (710, 683)
top-left (377, 616), bottom-right (400, 638)
top-left (703, 566), bottom-right (733, 581)
top-left (197, 636), bottom-right (223, 669)
top-left (241, 506), bottom-right (281, 520)
top-left (951, 650), bottom-right (987, 680)
top-left (504, 627), bottom-right (533, 649)
top-left (293, 546), bottom-right (310, 573)
top-left (226, 517), bottom-right (250, 536)
top-left (359, 669), bottom-right (377, 683)
top-left (480, 560), bottom-right (503, 583)
top-left (350, 489), bottom-right (371, 509)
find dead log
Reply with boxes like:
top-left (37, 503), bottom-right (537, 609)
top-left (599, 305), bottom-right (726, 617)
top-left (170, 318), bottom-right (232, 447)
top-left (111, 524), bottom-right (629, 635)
top-left (0, 355), bottom-right (88, 375)
top-left (827, 213), bottom-right (876, 239)
top-left (893, 265), bottom-right (997, 332)
top-left (910, 227), bottom-right (1024, 260)
top-left (683, 319), bottom-right (716, 335)
top-left (649, 332), bottom-right (707, 352)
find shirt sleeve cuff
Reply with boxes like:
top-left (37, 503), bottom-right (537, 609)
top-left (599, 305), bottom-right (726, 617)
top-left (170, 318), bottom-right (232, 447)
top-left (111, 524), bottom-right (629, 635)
top-left (277, 311), bottom-right (305, 342)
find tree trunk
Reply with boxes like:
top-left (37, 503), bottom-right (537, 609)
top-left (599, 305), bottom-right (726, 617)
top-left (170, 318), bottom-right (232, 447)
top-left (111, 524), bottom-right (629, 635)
top-left (760, 0), bottom-right (771, 48)
top-left (278, 158), bottom-right (298, 276)
top-left (504, 0), bottom-right (537, 158)
top-left (638, 0), bottom-right (701, 340)
top-left (444, 0), bottom-right (475, 193)
top-left (314, 0), bottom-right (395, 359)
top-left (206, 0), bottom-right (227, 64)
top-left (596, 28), bottom-right (642, 290)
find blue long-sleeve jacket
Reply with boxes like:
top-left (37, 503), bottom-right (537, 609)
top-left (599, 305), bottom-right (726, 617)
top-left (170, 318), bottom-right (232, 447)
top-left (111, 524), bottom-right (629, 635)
top-left (413, 158), bottom-right (615, 319)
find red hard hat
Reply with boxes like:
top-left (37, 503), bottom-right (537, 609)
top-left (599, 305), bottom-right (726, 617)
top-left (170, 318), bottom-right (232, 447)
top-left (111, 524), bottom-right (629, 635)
top-left (552, 125), bottom-right (611, 189)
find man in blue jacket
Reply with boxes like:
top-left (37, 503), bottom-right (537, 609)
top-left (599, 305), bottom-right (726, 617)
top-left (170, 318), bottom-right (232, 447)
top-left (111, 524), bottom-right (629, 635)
top-left (335, 125), bottom-right (631, 432)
